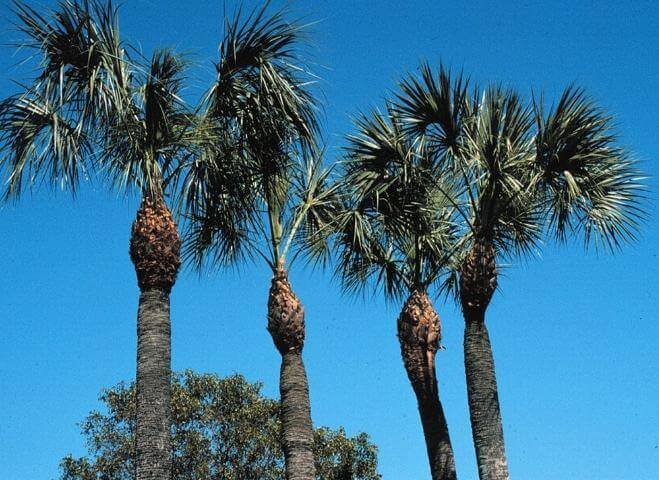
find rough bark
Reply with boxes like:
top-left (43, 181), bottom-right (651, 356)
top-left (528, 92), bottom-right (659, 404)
top-left (267, 264), bottom-right (315, 480)
top-left (130, 194), bottom-right (180, 480)
top-left (459, 241), bottom-right (509, 480)
top-left (464, 312), bottom-right (509, 480)
top-left (135, 288), bottom-right (172, 480)
top-left (398, 290), bottom-right (457, 480)
top-left (279, 350), bottom-right (316, 480)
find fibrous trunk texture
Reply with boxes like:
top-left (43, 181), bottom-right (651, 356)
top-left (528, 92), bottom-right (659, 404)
top-left (459, 241), bottom-right (509, 480)
top-left (398, 290), bottom-right (457, 480)
top-left (130, 195), bottom-right (181, 294)
top-left (130, 195), bottom-right (181, 480)
top-left (267, 265), bottom-right (315, 480)
top-left (135, 289), bottom-right (172, 480)
top-left (459, 240), bottom-right (497, 315)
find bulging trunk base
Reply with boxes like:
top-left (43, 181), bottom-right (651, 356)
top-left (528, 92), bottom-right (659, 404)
top-left (459, 240), bottom-right (497, 316)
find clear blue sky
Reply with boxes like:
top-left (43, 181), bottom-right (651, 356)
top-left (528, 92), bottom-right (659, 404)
top-left (1, 1), bottom-right (658, 479)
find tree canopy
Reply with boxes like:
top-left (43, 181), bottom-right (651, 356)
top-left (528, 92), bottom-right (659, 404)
top-left (59, 371), bottom-right (380, 480)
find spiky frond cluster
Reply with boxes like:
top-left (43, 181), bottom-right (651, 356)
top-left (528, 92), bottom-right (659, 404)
top-left (0, 0), bottom-right (129, 198)
top-left (102, 48), bottom-right (195, 194)
top-left (534, 87), bottom-right (645, 250)
top-left (334, 106), bottom-right (461, 300)
top-left (179, 2), bottom-right (334, 273)
top-left (334, 63), bottom-right (645, 301)
top-left (0, 1), bottom-right (200, 201)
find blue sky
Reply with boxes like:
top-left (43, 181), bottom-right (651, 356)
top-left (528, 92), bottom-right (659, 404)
top-left (1, 1), bottom-right (658, 479)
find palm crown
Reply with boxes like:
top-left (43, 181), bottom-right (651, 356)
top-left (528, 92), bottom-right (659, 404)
top-left (335, 62), bottom-right (644, 303)
top-left (0, 0), bottom-right (197, 201)
top-left (396, 64), bottom-right (644, 259)
top-left (178, 2), bottom-right (338, 273)
top-left (335, 105), bottom-right (461, 300)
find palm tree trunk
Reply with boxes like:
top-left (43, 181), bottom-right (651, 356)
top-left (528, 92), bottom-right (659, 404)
top-left (398, 290), bottom-right (457, 480)
top-left (280, 350), bottom-right (316, 480)
top-left (135, 288), bottom-right (172, 480)
top-left (463, 310), bottom-right (509, 480)
top-left (267, 264), bottom-right (316, 480)
top-left (459, 240), bottom-right (509, 480)
top-left (130, 195), bottom-right (181, 480)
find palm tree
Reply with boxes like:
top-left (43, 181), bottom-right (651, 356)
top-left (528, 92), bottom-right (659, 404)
top-left (0, 2), bottom-right (201, 478)
top-left (177, 5), bottom-right (333, 479)
top-left (332, 104), bottom-right (462, 480)
top-left (394, 64), bottom-right (645, 480)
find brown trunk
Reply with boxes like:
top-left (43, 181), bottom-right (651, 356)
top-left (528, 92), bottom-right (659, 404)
top-left (398, 290), bottom-right (457, 480)
top-left (130, 195), bottom-right (181, 480)
top-left (459, 241), bottom-right (509, 480)
top-left (267, 263), bottom-right (315, 480)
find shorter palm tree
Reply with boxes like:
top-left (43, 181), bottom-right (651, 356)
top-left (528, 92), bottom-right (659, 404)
top-left (333, 104), bottom-right (462, 480)
top-left (182, 147), bottom-right (339, 480)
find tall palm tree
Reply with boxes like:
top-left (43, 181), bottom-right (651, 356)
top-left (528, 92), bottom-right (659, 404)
top-left (332, 104), bottom-right (463, 480)
top-left (394, 64), bottom-right (645, 480)
top-left (0, 2), bottom-right (202, 478)
top-left (177, 5), bottom-right (332, 479)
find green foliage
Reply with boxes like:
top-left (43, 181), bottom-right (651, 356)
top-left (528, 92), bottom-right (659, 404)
top-left (177, 2), bottom-right (337, 274)
top-left (0, 0), bottom-right (201, 200)
top-left (333, 62), bottom-right (646, 301)
top-left (59, 371), bottom-right (380, 480)
top-left (334, 104), bottom-right (463, 300)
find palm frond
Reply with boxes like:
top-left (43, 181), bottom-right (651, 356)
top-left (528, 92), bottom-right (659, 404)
top-left (0, 90), bottom-right (91, 198)
top-left (1, 0), bottom-right (131, 198)
top-left (101, 48), bottom-right (194, 195)
top-left (179, 2), bottom-right (322, 272)
top-left (176, 114), bottom-right (259, 270)
top-left (284, 153), bottom-right (342, 267)
top-left (460, 85), bottom-right (539, 253)
top-left (334, 107), bottom-right (461, 299)
top-left (209, 0), bottom-right (318, 149)
top-left (393, 62), bottom-right (469, 155)
top-left (534, 86), bottom-right (646, 250)
top-left (12, 0), bottom-right (130, 126)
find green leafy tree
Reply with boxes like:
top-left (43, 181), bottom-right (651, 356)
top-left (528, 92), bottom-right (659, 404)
top-left (60, 371), bottom-right (381, 480)
top-left (391, 64), bottom-right (645, 480)
top-left (177, 4), bottom-right (337, 479)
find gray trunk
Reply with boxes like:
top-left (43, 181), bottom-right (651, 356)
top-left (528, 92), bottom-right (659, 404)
top-left (279, 350), bottom-right (316, 480)
top-left (464, 311), bottom-right (509, 480)
top-left (416, 388), bottom-right (457, 480)
top-left (136, 288), bottom-right (172, 480)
